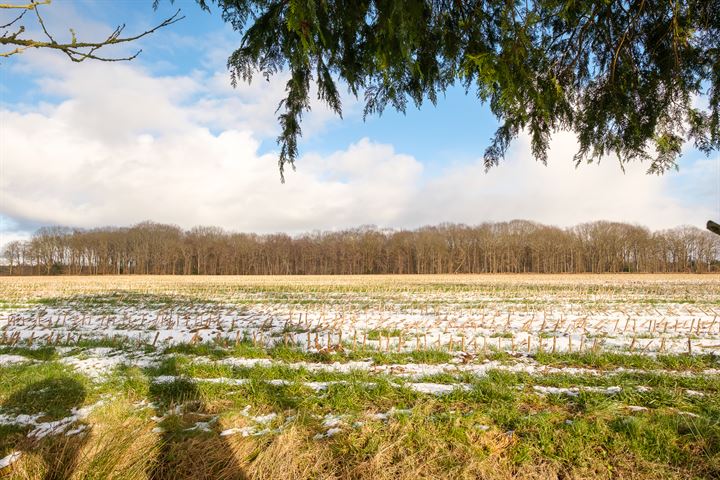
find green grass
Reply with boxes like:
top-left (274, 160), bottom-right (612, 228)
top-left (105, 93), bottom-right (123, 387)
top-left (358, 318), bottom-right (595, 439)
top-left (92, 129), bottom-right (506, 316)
top-left (159, 340), bottom-right (459, 366)
top-left (2, 352), bottom-right (719, 479)
top-left (366, 328), bottom-right (404, 340)
top-left (534, 351), bottom-right (720, 371)
top-left (3, 340), bottom-right (716, 376)
top-left (0, 371), bottom-right (89, 420)
top-left (0, 346), bottom-right (59, 361)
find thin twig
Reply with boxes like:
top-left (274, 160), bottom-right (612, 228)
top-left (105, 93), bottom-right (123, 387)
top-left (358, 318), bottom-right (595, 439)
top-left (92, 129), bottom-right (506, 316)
top-left (0, 7), bottom-right (183, 61)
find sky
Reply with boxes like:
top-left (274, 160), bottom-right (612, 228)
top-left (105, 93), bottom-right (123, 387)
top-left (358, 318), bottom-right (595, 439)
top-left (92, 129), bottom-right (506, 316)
top-left (1, 0), bottom-right (719, 248)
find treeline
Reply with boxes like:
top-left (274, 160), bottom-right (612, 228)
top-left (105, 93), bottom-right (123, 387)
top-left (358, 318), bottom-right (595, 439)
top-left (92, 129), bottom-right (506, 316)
top-left (2, 220), bottom-right (719, 275)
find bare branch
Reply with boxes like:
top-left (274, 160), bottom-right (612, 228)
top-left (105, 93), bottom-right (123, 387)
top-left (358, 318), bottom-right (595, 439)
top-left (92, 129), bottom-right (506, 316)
top-left (0, 45), bottom-right (26, 56)
top-left (33, 1), bottom-right (56, 44)
top-left (0, 5), bottom-right (183, 62)
top-left (0, 8), bottom-right (25, 29)
top-left (0, 0), bottom-right (50, 10)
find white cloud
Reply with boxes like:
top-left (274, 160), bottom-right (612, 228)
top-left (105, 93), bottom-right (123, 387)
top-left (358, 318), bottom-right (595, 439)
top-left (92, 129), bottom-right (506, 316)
top-left (402, 132), bottom-right (716, 229)
top-left (2, 83), bottom-right (711, 239)
top-left (0, 98), bottom-right (423, 233)
top-left (9, 44), bottom-right (351, 143)
top-left (1, 8), bottom-right (715, 244)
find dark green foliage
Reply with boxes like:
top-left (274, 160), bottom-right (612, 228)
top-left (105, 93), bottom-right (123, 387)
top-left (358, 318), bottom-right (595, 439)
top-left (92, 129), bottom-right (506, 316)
top-left (197, 0), bottom-right (719, 179)
top-left (708, 220), bottom-right (720, 236)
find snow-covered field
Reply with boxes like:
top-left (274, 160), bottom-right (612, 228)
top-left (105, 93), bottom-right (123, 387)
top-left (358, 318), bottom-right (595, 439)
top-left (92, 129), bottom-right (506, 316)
top-left (1, 275), bottom-right (719, 478)
top-left (2, 274), bottom-right (719, 355)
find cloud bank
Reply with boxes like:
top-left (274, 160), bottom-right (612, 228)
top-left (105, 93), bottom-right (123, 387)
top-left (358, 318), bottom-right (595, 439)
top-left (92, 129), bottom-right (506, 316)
top-left (1, 26), bottom-right (717, 247)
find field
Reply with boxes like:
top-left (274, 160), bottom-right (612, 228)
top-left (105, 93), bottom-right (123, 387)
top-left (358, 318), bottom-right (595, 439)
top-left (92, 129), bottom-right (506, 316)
top-left (1, 274), bottom-right (719, 479)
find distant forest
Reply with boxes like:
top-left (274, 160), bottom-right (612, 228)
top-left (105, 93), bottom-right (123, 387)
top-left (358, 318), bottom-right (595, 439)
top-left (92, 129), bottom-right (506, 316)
top-left (2, 221), bottom-right (719, 275)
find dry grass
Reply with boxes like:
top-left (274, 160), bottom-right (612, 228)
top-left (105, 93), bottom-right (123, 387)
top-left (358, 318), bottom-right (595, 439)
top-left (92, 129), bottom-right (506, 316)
top-left (5, 417), bottom-right (696, 480)
top-left (2, 273), bottom-right (720, 302)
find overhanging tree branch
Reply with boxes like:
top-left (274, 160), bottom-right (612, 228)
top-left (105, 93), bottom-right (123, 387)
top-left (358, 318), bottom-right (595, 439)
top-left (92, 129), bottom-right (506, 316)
top-left (200, 0), bottom-right (719, 179)
top-left (0, 1), bottom-right (183, 61)
top-left (0, 0), bottom-right (50, 10)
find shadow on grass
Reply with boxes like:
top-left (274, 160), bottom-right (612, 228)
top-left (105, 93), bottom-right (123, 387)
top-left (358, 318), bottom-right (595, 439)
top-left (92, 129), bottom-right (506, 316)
top-left (148, 362), bottom-right (248, 480)
top-left (1, 376), bottom-right (88, 480)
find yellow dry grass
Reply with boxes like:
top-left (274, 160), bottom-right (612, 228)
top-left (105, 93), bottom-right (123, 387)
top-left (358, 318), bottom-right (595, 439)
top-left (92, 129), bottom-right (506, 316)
top-left (1, 273), bottom-right (719, 303)
top-left (4, 409), bottom-right (688, 480)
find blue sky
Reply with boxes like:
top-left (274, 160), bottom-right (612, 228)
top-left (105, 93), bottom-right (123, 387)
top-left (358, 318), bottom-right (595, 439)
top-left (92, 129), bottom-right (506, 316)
top-left (1, 0), bottom-right (718, 247)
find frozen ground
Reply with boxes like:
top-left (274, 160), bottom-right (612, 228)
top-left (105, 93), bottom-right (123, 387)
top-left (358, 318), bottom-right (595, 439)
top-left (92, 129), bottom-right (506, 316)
top-left (2, 277), bottom-right (719, 355)
top-left (1, 275), bottom-right (719, 478)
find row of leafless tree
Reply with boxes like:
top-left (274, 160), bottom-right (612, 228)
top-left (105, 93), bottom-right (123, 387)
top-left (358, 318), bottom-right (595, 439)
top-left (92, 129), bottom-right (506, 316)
top-left (2, 220), bottom-right (719, 275)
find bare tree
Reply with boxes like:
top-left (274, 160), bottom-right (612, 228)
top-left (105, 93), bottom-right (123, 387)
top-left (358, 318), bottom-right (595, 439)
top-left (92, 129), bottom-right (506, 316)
top-left (1, 240), bottom-right (22, 275)
top-left (4, 221), bottom-right (719, 276)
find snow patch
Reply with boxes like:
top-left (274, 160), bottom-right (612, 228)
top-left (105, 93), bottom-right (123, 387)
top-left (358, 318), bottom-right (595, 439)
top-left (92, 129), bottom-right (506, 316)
top-left (0, 400), bottom-right (105, 440)
top-left (369, 408), bottom-right (411, 421)
top-left (627, 405), bottom-right (648, 412)
top-left (313, 427), bottom-right (342, 440)
top-left (533, 385), bottom-right (622, 397)
top-left (0, 451), bottom-right (22, 470)
top-left (407, 383), bottom-right (470, 395)
top-left (61, 349), bottom-right (160, 380)
top-left (0, 355), bottom-right (31, 366)
top-left (185, 417), bottom-right (218, 432)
